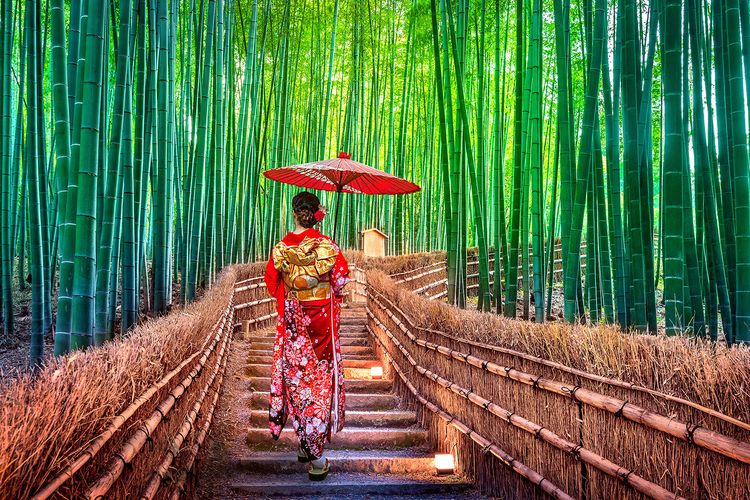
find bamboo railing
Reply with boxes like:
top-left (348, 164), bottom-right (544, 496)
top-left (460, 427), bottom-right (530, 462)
top-left (31, 290), bottom-right (235, 499)
top-left (27, 264), bottom-right (279, 499)
top-left (84, 304), bottom-right (234, 499)
top-left (233, 280), bottom-right (277, 333)
top-left (366, 269), bottom-right (750, 499)
top-left (368, 321), bottom-right (576, 500)
top-left (347, 265), bottom-right (368, 303)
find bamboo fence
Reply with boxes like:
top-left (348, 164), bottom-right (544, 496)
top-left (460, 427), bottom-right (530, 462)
top-left (25, 290), bottom-right (234, 499)
top-left (233, 284), bottom-right (277, 333)
top-left (1, 263), bottom-right (278, 499)
top-left (365, 267), bottom-right (750, 499)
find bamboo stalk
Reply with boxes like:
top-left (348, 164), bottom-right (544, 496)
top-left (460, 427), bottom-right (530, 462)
top-left (232, 312), bottom-right (278, 331)
top-left (412, 279), bottom-right (448, 295)
top-left (395, 266), bottom-right (446, 284)
top-left (234, 282), bottom-right (268, 293)
top-left (388, 261), bottom-right (447, 280)
top-left (233, 297), bottom-right (275, 310)
top-left (234, 276), bottom-right (266, 287)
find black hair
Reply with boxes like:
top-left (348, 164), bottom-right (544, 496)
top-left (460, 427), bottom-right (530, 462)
top-left (292, 191), bottom-right (321, 229)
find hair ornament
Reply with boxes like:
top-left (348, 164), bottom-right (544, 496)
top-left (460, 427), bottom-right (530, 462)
top-left (314, 206), bottom-right (328, 222)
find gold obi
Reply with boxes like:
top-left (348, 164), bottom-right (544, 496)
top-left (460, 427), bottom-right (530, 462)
top-left (272, 236), bottom-right (338, 302)
top-left (286, 282), bottom-right (331, 301)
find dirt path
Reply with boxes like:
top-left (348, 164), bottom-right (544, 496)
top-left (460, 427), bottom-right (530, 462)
top-left (196, 333), bottom-right (254, 499)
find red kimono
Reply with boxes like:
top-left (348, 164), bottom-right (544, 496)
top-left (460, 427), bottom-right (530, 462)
top-left (264, 228), bottom-right (349, 459)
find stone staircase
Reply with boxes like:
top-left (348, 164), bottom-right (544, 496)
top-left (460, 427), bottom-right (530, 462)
top-left (230, 303), bottom-right (477, 498)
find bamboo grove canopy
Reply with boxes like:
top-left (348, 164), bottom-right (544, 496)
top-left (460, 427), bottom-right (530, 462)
top-left (0, 0), bottom-right (748, 365)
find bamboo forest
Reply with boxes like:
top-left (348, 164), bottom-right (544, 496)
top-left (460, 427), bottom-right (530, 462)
top-left (0, 0), bottom-right (749, 367)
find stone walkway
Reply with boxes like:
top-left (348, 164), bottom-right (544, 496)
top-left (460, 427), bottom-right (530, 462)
top-left (198, 303), bottom-right (479, 498)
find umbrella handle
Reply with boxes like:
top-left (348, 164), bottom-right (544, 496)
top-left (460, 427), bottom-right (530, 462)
top-left (332, 187), bottom-right (343, 243)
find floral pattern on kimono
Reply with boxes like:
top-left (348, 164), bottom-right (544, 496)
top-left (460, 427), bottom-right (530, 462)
top-left (264, 228), bottom-right (349, 459)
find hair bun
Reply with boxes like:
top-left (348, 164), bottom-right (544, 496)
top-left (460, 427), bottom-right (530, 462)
top-left (292, 191), bottom-right (322, 229)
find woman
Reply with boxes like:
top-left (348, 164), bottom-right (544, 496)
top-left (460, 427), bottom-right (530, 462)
top-left (264, 191), bottom-right (349, 481)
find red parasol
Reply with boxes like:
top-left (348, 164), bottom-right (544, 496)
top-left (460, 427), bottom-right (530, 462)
top-left (263, 152), bottom-right (421, 239)
top-left (263, 152), bottom-right (420, 195)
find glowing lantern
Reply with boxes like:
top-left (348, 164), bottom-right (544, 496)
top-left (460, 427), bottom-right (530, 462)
top-left (434, 453), bottom-right (455, 475)
top-left (370, 366), bottom-right (384, 380)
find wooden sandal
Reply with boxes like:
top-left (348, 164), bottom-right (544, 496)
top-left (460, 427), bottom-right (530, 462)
top-left (308, 458), bottom-right (330, 481)
top-left (297, 448), bottom-right (312, 463)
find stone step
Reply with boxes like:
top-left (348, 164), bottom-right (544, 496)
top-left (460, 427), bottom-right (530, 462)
top-left (342, 308), bottom-right (368, 314)
top-left (340, 345), bottom-right (375, 355)
top-left (338, 330), bottom-right (368, 337)
top-left (247, 344), bottom-right (374, 357)
top-left (342, 315), bottom-right (368, 320)
top-left (342, 334), bottom-right (371, 343)
top-left (342, 306), bottom-right (368, 312)
top-left (246, 364), bottom-right (373, 379)
top-left (229, 472), bottom-right (471, 497)
top-left (248, 341), bottom-right (276, 350)
top-left (341, 320), bottom-right (368, 325)
top-left (340, 318), bottom-right (368, 326)
top-left (248, 409), bottom-right (416, 428)
top-left (343, 302), bottom-right (368, 309)
top-left (234, 449), bottom-right (434, 474)
top-left (248, 376), bottom-right (392, 394)
top-left (341, 317), bottom-right (368, 324)
top-left (246, 427), bottom-right (427, 450)
top-left (247, 392), bottom-right (399, 411)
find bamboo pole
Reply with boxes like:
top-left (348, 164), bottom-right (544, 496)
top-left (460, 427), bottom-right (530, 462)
top-left (234, 276), bottom-right (266, 287)
top-left (413, 279), bottom-right (448, 295)
top-left (234, 282), bottom-right (268, 293)
top-left (232, 312), bottom-right (278, 331)
top-left (394, 265), bottom-right (446, 284)
top-left (233, 297), bottom-right (275, 310)
top-left (388, 261), bottom-right (447, 280)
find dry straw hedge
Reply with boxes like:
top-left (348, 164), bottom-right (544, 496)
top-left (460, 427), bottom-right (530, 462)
top-left (0, 267), bottom-right (239, 499)
top-left (358, 251), bottom-right (446, 276)
top-left (366, 269), bottom-right (750, 499)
